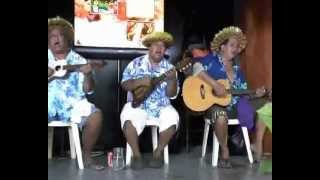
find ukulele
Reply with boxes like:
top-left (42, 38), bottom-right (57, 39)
top-left (131, 57), bottom-right (192, 108)
top-left (48, 59), bottom-right (106, 82)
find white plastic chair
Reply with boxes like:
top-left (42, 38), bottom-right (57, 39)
top-left (202, 118), bottom-right (253, 167)
top-left (125, 119), bottom-right (169, 166)
top-left (48, 121), bottom-right (84, 169)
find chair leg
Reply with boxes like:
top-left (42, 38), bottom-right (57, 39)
top-left (48, 127), bottom-right (54, 159)
top-left (152, 126), bottom-right (169, 164)
top-left (151, 126), bottom-right (158, 151)
top-left (202, 120), bottom-right (210, 157)
top-left (68, 127), bottom-right (76, 159)
top-left (212, 133), bottom-right (219, 167)
top-left (241, 127), bottom-right (253, 164)
top-left (126, 143), bottom-right (132, 166)
top-left (164, 145), bottom-right (169, 164)
top-left (71, 124), bottom-right (84, 169)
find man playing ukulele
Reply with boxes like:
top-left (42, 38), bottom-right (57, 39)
top-left (48, 17), bottom-right (105, 170)
top-left (120, 32), bottom-right (179, 169)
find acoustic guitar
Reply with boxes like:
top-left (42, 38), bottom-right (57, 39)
top-left (131, 57), bottom-right (192, 108)
top-left (182, 76), bottom-right (268, 112)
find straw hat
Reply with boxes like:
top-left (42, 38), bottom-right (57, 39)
top-left (48, 16), bottom-right (74, 44)
top-left (210, 26), bottom-right (247, 52)
top-left (142, 31), bottom-right (174, 48)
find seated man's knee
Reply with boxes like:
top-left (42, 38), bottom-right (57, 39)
top-left (85, 110), bottom-right (103, 127)
top-left (94, 110), bottom-right (103, 121)
top-left (216, 116), bottom-right (227, 124)
top-left (212, 108), bottom-right (227, 124)
top-left (88, 108), bottom-right (102, 119)
top-left (166, 125), bottom-right (176, 133)
top-left (170, 125), bottom-right (176, 131)
top-left (123, 120), bottom-right (134, 131)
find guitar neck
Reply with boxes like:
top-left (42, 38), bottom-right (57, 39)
top-left (151, 57), bottom-right (191, 85)
top-left (152, 68), bottom-right (175, 85)
top-left (63, 64), bottom-right (87, 71)
top-left (229, 89), bottom-right (256, 95)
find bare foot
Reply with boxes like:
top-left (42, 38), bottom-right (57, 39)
top-left (153, 148), bottom-right (162, 159)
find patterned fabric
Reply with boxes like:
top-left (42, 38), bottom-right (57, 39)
top-left (194, 53), bottom-right (248, 111)
top-left (48, 49), bottom-right (87, 122)
top-left (121, 54), bottom-right (179, 118)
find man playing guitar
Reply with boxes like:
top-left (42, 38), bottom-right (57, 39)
top-left (188, 27), bottom-right (268, 168)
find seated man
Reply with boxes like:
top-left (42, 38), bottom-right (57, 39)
top-left (120, 32), bottom-right (179, 170)
top-left (48, 16), bottom-right (104, 170)
top-left (188, 27), bottom-right (268, 168)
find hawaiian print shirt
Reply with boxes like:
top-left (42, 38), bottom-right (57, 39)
top-left (121, 54), bottom-right (179, 118)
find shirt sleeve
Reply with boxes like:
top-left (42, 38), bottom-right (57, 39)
top-left (192, 62), bottom-right (205, 75)
top-left (169, 71), bottom-right (180, 100)
top-left (121, 61), bottom-right (135, 83)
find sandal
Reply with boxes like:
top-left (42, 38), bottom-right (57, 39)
top-left (218, 159), bottom-right (232, 169)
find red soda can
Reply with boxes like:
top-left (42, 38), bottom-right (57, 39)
top-left (107, 151), bottom-right (113, 167)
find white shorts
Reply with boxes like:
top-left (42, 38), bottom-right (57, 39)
top-left (48, 98), bottom-right (100, 130)
top-left (71, 99), bottom-right (100, 130)
top-left (120, 102), bottom-right (179, 135)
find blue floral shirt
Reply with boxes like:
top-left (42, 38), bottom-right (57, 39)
top-left (122, 54), bottom-right (179, 118)
top-left (48, 49), bottom-right (87, 121)
top-left (197, 53), bottom-right (248, 111)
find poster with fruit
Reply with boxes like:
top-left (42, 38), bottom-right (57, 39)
top-left (74, 0), bottom-right (164, 49)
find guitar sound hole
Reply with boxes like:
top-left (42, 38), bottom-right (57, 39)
top-left (211, 89), bottom-right (216, 96)
top-left (200, 84), bottom-right (205, 99)
top-left (55, 66), bottom-right (61, 71)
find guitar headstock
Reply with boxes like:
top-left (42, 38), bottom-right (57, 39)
top-left (175, 55), bottom-right (193, 73)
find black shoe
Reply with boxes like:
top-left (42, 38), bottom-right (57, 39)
top-left (149, 156), bottom-right (163, 168)
top-left (218, 159), bottom-right (232, 169)
top-left (131, 157), bottom-right (144, 170)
